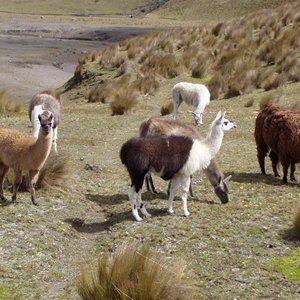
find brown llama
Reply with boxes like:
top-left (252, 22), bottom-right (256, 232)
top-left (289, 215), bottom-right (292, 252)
top-left (254, 104), bottom-right (300, 183)
top-left (0, 111), bottom-right (53, 205)
top-left (139, 116), bottom-right (232, 203)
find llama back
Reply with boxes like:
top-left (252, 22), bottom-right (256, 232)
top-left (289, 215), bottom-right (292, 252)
top-left (29, 93), bottom-right (61, 126)
top-left (262, 107), bottom-right (300, 156)
top-left (121, 136), bottom-right (194, 180)
top-left (139, 116), bottom-right (200, 139)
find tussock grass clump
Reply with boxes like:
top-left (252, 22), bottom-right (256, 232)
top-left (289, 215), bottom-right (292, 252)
top-left (160, 101), bottom-right (173, 116)
top-left (208, 73), bottom-right (224, 100)
top-left (0, 91), bottom-right (21, 113)
top-left (134, 73), bottom-right (160, 95)
top-left (37, 151), bottom-right (71, 190)
top-left (141, 53), bottom-right (183, 79)
top-left (110, 86), bottom-right (138, 115)
top-left (244, 99), bottom-right (254, 108)
top-left (258, 91), bottom-right (284, 110)
top-left (77, 242), bottom-right (188, 300)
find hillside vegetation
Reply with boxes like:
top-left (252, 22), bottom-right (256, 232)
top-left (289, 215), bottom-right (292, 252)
top-left (63, 1), bottom-right (300, 116)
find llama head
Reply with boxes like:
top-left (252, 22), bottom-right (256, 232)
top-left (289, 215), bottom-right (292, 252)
top-left (214, 175), bottom-right (231, 204)
top-left (214, 111), bottom-right (237, 131)
top-left (38, 111), bottom-right (53, 135)
top-left (189, 111), bottom-right (202, 126)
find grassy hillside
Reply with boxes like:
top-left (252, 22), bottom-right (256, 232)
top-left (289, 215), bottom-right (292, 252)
top-left (147, 0), bottom-right (297, 23)
top-left (0, 0), bottom-right (151, 15)
top-left (1, 1), bottom-right (300, 299)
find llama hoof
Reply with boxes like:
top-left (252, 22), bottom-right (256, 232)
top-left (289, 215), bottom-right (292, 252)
top-left (135, 217), bottom-right (143, 222)
top-left (290, 176), bottom-right (297, 181)
top-left (184, 211), bottom-right (190, 217)
top-left (167, 209), bottom-right (174, 214)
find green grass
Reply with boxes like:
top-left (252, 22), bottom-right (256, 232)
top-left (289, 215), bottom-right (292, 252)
top-left (268, 249), bottom-right (300, 281)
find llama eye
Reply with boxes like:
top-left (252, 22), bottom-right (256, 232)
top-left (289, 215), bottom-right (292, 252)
top-left (224, 121), bottom-right (228, 125)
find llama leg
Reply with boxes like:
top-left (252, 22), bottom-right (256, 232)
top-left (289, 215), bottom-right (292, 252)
top-left (128, 186), bottom-right (142, 222)
top-left (29, 170), bottom-right (39, 205)
top-left (167, 176), bottom-right (181, 214)
top-left (189, 175), bottom-right (194, 198)
top-left (269, 151), bottom-right (280, 177)
top-left (181, 176), bottom-right (191, 217)
top-left (257, 144), bottom-right (268, 175)
top-left (0, 165), bottom-right (9, 201)
top-left (137, 189), bottom-right (151, 218)
top-left (281, 157), bottom-right (290, 184)
top-left (12, 169), bottom-right (22, 204)
top-left (145, 173), bottom-right (157, 194)
top-left (290, 162), bottom-right (297, 181)
top-left (52, 127), bottom-right (58, 153)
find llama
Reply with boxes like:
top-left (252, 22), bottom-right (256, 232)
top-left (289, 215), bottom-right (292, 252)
top-left (120, 111), bottom-right (236, 221)
top-left (139, 116), bottom-right (232, 203)
top-left (255, 104), bottom-right (300, 183)
top-left (172, 82), bottom-right (210, 126)
top-left (0, 111), bottom-right (53, 205)
top-left (28, 90), bottom-right (61, 152)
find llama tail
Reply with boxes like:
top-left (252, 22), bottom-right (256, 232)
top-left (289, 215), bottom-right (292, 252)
top-left (120, 142), bottom-right (130, 167)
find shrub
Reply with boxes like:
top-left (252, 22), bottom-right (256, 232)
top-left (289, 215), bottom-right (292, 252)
top-left (76, 242), bottom-right (188, 300)
top-left (160, 102), bottom-right (173, 116)
top-left (110, 86), bottom-right (138, 115)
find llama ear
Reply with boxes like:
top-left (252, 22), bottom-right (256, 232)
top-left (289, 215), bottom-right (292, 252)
top-left (216, 111), bottom-right (222, 119)
top-left (38, 114), bottom-right (41, 121)
top-left (223, 175), bottom-right (232, 184)
top-left (218, 176), bottom-right (222, 185)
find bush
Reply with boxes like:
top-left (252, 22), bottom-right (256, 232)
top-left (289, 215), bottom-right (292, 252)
top-left (77, 242), bottom-right (189, 300)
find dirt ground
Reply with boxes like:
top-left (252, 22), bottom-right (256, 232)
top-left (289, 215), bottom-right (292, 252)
top-left (0, 12), bottom-right (161, 102)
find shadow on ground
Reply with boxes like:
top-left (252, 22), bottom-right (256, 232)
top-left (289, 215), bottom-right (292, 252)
top-left (229, 172), bottom-right (300, 187)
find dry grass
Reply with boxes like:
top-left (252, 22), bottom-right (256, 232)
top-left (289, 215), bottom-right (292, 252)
top-left (37, 151), bottom-right (72, 190)
top-left (258, 91), bottom-right (284, 110)
top-left (160, 101), bottom-right (173, 116)
top-left (77, 242), bottom-right (188, 300)
top-left (110, 86), bottom-right (138, 115)
top-left (0, 90), bottom-right (21, 113)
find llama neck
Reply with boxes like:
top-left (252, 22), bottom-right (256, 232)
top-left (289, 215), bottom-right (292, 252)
top-left (204, 126), bottom-right (224, 158)
top-left (31, 131), bottom-right (53, 165)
